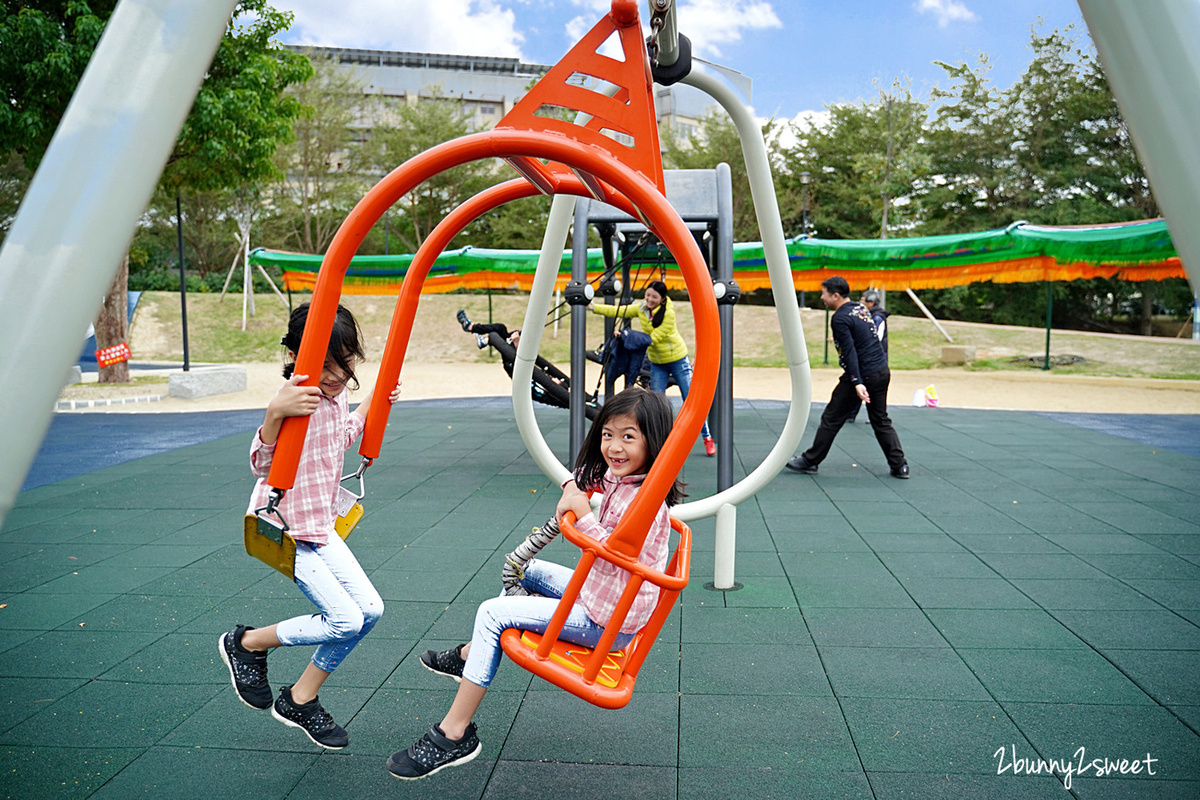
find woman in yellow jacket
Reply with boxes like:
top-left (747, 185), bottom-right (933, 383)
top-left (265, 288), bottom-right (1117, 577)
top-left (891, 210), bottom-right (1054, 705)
top-left (590, 280), bottom-right (715, 456)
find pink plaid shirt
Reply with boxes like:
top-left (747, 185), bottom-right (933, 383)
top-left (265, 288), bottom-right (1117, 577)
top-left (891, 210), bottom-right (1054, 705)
top-left (576, 471), bottom-right (672, 634)
top-left (247, 389), bottom-right (365, 545)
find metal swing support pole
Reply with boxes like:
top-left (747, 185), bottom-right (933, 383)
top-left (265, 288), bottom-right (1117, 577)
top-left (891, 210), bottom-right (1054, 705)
top-left (711, 162), bottom-right (740, 590)
top-left (569, 200), bottom-right (591, 462)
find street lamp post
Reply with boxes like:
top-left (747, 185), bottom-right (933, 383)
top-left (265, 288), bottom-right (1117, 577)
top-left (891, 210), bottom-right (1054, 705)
top-left (799, 170), bottom-right (811, 310)
top-left (799, 170), bottom-right (810, 237)
top-left (798, 171), bottom-right (829, 364)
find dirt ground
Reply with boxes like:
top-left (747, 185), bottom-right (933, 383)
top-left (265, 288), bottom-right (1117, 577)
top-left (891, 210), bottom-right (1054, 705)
top-left (64, 359), bottom-right (1200, 415)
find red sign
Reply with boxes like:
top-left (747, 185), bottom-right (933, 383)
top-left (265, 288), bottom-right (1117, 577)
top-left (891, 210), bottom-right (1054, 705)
top-left (96, 342), bottom-right (131, 368)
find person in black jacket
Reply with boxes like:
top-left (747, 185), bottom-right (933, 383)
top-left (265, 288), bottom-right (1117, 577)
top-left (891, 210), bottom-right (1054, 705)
top-left (847, 288), bottom-right (889, 423)
top-left (786, 277), bottom-right (909, 478)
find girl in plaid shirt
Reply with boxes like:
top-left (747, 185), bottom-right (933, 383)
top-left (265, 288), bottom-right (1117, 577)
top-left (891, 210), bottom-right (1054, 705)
top-left (219, 302), bottom-right (401, 750)
top-left (387, 387), bottom-right (684, 780)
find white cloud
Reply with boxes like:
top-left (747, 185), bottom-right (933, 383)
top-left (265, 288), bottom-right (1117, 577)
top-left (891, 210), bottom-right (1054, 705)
top-left (566, 0), bottom-right (781, 60)
top-left (273, 0), bottom-right (525, 58)
top-left (675, 0), bottom-right (782, 58)
top-left (565, 12), bottom-right (624, 59)
top-left (914, 0), bottom-right (977, 27)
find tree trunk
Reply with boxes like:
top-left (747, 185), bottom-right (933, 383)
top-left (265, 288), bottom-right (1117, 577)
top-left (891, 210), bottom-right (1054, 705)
top-left (96, 254), bottom-right (130, 383)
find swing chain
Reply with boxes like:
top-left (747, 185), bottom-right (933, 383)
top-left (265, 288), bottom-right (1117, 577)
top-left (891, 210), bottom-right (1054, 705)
top-left (646, 15), bottom-right (664, 68)
top-left (340, 456), bottom-right (373, 501)
top-left (646, 0), bottom-right (674, 68)
top-left (257, 487), bottom-right (290, 532)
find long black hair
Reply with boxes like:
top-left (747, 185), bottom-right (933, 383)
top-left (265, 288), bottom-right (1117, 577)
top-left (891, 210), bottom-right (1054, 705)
top-left (646, 280), bottom-right (669, 328)
top-left (280, 302), bottom-right (366, 390)
top-left (573, 387), bottom-right (686, 506)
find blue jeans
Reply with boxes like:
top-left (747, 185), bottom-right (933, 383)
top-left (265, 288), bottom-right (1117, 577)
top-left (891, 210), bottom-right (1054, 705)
top-left (462, 559), bottom-right (634, 688)
top-left (649, 355), bottom-right (710, 439)
top-left (275, 535), bottom-right (384, 672)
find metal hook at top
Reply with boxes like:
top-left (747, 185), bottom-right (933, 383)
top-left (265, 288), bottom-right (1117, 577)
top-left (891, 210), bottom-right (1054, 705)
top-left (340, 456), bottom-right (373, 501)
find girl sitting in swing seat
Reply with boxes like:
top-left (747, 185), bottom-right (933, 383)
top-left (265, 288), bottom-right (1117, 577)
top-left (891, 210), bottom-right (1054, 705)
top-left (386, 386), bottom-right (684, 780)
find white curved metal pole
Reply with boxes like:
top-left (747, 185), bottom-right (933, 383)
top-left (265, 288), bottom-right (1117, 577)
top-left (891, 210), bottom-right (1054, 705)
top-left (1076, 0), bottom-right (1200, 300)
top-left (0, 0), bottom-right (238, 523)
top-left (511, 196), bottom-right (577, 486)
top-left (672, 67), bottom-right (811, 521)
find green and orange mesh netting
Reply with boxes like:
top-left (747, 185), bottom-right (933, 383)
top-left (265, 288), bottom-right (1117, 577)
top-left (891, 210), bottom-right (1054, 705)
top-left (250, 218), bottom-right (1183, 295)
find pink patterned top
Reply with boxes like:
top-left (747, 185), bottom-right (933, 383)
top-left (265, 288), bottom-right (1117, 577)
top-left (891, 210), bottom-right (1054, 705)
top-left (576, 471), bottom-right (672, 634)
top-left (246, 389), bottom-right (365, 545)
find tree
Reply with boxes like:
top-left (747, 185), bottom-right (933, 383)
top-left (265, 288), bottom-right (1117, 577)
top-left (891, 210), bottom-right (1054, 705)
top-left (914, 23), bottom-right (1164, 331)
top-left (781, 83), bottom-right (929, 240)
top-left (362, 91), bottom-right (495, 253)
top-left (661, 111), bottom-right (780, 244)
top-left (0, 153), bottom-right (30, 241)
top-left (259, 51), bottom-right (369, 255)
top-left (0, 1), bottom-right (117, 169)
top-left (0, 1), bottom-right (309, 381)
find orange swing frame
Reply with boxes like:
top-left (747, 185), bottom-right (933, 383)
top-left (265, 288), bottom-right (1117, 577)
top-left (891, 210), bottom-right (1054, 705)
top-left (262, 0), bottom-right (717, 709)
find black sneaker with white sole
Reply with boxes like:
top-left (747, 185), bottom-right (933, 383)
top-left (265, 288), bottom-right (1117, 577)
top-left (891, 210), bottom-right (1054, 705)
top-left (271, 685), bottom-right (349, 749)
top-left (419, 645), bottom-right (467, 683)
top-left (456, 309), bottom-right (472, 331)
top-left (218, 625), bottom-right (272, 710)
top-left (387, 724), bottom-right (481, 780)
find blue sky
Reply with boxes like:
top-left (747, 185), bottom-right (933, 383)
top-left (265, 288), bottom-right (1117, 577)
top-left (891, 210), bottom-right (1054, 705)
top-left (271, 0), bottom-right (1089, 122)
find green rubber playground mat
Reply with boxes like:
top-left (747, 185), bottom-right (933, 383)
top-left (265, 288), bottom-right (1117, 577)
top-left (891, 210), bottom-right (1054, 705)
top-left (1, 404), bottom-right (1198, 797)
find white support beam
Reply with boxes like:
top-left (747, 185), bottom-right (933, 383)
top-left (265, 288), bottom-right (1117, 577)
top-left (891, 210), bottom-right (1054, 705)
top-left (0, 0), bottom-right (238, 523)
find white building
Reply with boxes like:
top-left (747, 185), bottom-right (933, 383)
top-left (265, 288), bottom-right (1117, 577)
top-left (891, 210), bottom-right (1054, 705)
top-left (285, 45), bottom-right (751, 144)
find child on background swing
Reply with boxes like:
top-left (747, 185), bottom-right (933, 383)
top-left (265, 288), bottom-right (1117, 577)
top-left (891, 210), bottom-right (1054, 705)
top-left (219, 302), bottom-right (401, 750)
top-left (386, 386), bottom-right (684, 780)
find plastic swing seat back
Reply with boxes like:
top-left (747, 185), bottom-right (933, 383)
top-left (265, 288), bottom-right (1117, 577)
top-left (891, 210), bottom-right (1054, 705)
top-left (243, 485), bottom-right (363, 580)
top-left (499, 516), bottom-right (692, 709)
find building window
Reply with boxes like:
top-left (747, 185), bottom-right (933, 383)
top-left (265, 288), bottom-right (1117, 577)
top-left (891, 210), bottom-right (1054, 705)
top-left (480, 104), bottom-right (496, 115)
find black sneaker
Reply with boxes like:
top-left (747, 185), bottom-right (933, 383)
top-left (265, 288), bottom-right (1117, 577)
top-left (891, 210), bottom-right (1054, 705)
top-left (218, 625), bottom-right (272, 710)
top-left (785, 456), bottom-right (818, 474)
top-left (387, 724), bottom-right (481, 780)
top-left (419, 645), bottom-right (467, 683)
top-left (456, 309), bottom-right (472, 332)
top-left (891, 464), bottom-right (910, 479)
top-left (271, 685), bottom-right (349, 749)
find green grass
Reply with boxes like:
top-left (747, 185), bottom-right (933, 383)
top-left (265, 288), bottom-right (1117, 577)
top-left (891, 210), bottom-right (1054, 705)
top-left (129, 291), bottom-right (1200, 382)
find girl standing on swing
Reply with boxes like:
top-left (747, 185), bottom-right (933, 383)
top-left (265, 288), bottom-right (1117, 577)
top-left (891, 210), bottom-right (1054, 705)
top-left (589, 279), bottom-right (716, 456)
top-left (386, 387), bottom-right (684, 780)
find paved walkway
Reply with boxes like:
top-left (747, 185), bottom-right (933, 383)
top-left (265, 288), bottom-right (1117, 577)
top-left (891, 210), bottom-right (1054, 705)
top-left (3, 401), bottom-right (1199, 798)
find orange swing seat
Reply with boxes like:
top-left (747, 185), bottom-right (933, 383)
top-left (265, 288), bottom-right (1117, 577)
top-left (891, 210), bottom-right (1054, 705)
top-left (500, 515), bottom-right (691, 709)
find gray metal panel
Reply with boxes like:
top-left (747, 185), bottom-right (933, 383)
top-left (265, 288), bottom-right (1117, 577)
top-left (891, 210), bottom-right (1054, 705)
top-left (586, 169), bottom-right (721, 223)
